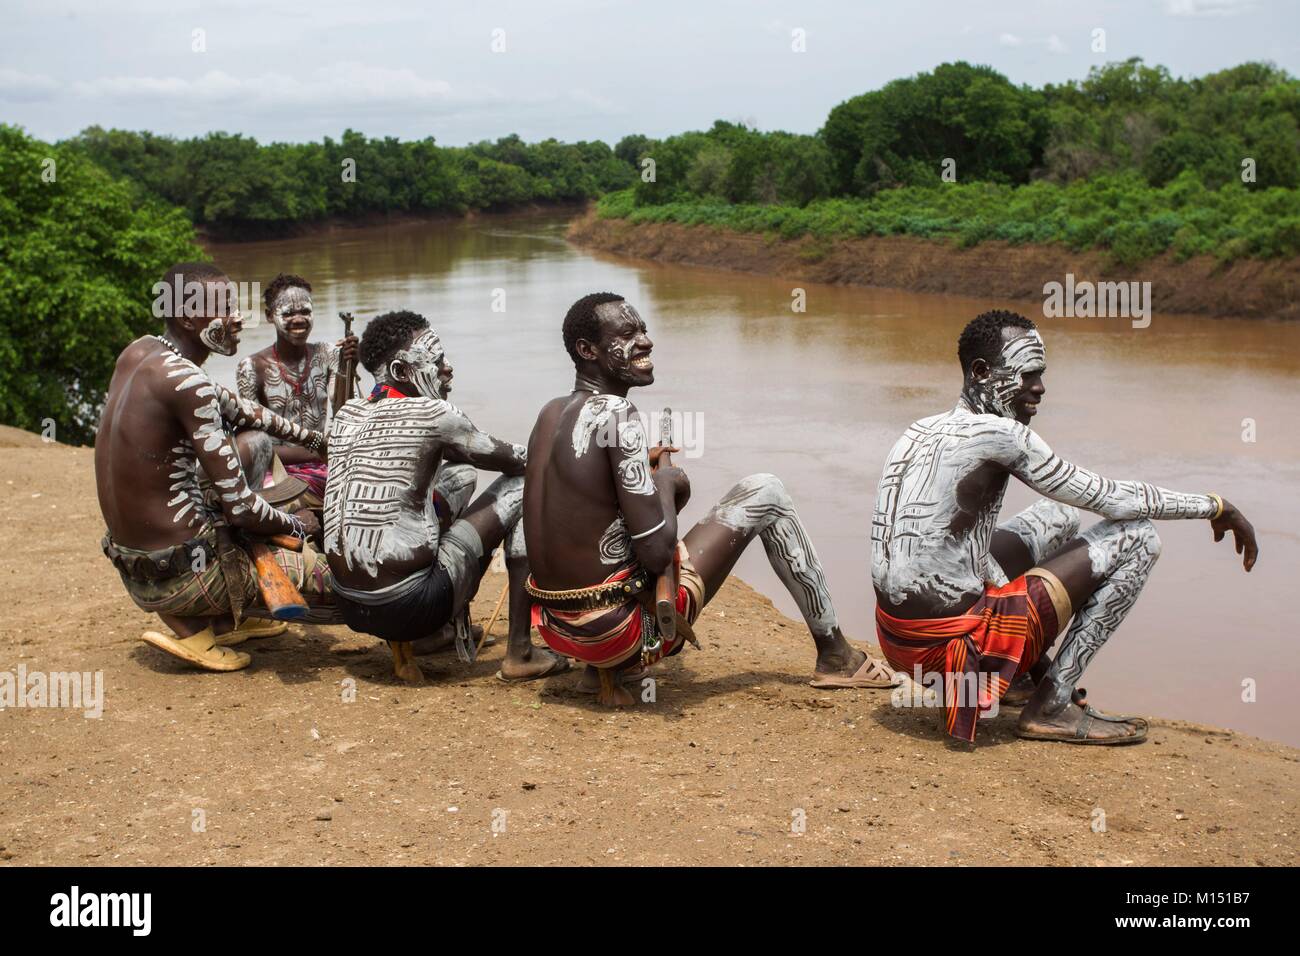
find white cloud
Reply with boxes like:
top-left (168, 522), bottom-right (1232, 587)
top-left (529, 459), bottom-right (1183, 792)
top-left (998, 33), bottom-right (1023, 47)
top-left (0, 68), bottom-right (60, 102)
top-left (69, 64), bottom-right (457, 111)
top-left (1045, 34), bottom-right (1068, 55)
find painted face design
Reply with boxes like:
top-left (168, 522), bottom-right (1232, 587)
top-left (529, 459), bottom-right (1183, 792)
top-left (969, 330), bottom-right (1045, 420)
top-left (599, 302), bottom-right (654, 385)
top-left (389, 329), bottom-right (449, 399)
top-left (270, 286), bottom-right (313, 341)
top-left (199, 312), bottom-right (240, 356)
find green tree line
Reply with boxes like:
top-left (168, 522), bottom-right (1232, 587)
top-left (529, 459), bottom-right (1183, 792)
top-left (67, 128), bottom-right (637, 237)
top-left (625, 58), bottom-right (1299, 206)
top-left (605, 58), bottom-right (1300, 263)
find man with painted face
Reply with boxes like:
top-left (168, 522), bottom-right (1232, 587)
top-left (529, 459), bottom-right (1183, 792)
top-left (323, 310), bottom-right (568, 684)
top-left (235, 273), bottom-right (358, 507)
top-left (96, 262), bottom-right (338, 672)
top-left (523, 292), bottom-right (894, 707)
top-left (871, 310), bottom-right (1258, 745)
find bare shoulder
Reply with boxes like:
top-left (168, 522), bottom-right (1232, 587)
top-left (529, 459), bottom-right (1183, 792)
top-left (569, 393), bottom-right (636, 458)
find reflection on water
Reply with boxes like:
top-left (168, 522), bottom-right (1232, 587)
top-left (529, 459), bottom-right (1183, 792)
top-left (209, 211), bottom-right (1300, 745)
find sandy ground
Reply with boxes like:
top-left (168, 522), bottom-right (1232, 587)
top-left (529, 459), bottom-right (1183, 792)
top-left (0, 425), bottom-right (1295, 866)
top-left (569, 211), bottom-right (1300, 321)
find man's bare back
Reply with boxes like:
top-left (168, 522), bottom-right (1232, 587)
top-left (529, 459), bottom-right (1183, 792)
top-left (96, 335), bottom-right (317, 551)
top-left (524, 392), bottom-right (657, 591)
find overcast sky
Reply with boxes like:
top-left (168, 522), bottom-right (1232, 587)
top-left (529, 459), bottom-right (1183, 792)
top-left (2, 0), bottom-right (1296, 146)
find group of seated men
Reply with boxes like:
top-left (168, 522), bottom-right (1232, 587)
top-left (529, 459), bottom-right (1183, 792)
top-left (95, 261), bottom-right (1258, 746)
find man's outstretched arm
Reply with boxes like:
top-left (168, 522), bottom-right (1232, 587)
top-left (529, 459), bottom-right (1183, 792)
top-left (166, 377), bottom-right (304, 538)
top-left (1004, 425), bottom-right (1258, 570)
top-left (212, 382), bottom-right (325, 454)
top-left (436, 403), bottom-right (527, 477)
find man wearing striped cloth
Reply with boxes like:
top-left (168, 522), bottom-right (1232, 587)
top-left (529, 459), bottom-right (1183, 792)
top-left (871, 310), bottom-right (1258, 745)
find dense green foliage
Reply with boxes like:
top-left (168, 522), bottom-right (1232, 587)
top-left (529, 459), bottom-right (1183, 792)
top-left (604, 58), bottom-right (1300, 262)
top-left (0, 124), bottom-right (205, 443)
top-left (599, 173), bottom-right (1300, 266)
top-left (68, 129), bottom-right (635, 236)
top-left (821, 61), bottom-right (1049, 193)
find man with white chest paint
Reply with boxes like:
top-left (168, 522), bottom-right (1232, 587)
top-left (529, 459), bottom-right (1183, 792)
top-left (523, 293), bottom-right (895, 706)
top-left (871, 310), bottom-right (1258, 744)
top-left (236, 274), bottom-right (358, 509)
top-left (323, 311), bottom-right (569, 684)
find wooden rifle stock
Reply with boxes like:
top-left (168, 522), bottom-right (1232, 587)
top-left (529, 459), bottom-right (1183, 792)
top-left (331, 311), bottom-right (359, 414)
top-left (245, 534), bottom-right (308, 621)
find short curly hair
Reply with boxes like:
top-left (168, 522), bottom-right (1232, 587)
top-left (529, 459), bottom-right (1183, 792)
top-left (957, 310), bottom-right (1037, 374)
top-left (263, 273), bottom-right (312, 313)
top-left (562, 292), bottom-right (625, 365)
top-left (360, 310), bottom-right (430, 376)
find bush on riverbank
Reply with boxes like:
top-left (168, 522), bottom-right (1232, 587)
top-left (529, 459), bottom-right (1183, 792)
top-left (0, 124), bottom-right (205, 444)
top-left (599, 172), bottom-right (1300, 265)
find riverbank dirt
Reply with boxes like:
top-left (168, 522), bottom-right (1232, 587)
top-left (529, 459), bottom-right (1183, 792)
top-left (195, 201), bottom-right (587, 243)
top-left (569, 210), bottom-right (1300, 321)
top-left (1, 424), bottom-right (1295, 866)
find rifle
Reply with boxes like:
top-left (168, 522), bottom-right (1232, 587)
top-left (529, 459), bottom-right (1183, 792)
top-left (246, 533), bottom-right (309, 621)
top-left (331, 311), bottom-right (360, 414)
top-left (653, 408), bottom-right (678, 644)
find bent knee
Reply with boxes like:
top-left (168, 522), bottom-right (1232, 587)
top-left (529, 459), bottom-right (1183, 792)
top-left (485, 474), bottom-right (525, 523)
top-left (738, 472), bottom-right (790, 507)
top-left (504, 520), bottom-right (526, 560)
top-left (1118, 517), bottom-right (1162, 562)
top-left (1054, 502), bottom-right (1081, 540)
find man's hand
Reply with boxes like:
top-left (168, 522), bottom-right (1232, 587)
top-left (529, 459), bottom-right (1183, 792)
top-left (336, 334), bottom-right (359, 365)
top-left (293, 508), bottom-right (322, 541)
top-left (1211, 499), bottom-right (1259, 572)
top-left (648, 444), bottom-right (679, 471)
top-left (654, 462), bottom-right (690, 513)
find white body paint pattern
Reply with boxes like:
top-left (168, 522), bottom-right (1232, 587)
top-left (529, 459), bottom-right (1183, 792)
top-left (615, 419), bottom-right (655, 495)
top-left (236, 342), bottom-right (338, 437)
top-left (872, 402), bottom-right (1217, 609)
top-left (598, 515), bottom-right (631, 565)
top-left (382, 329), bottom-right (447, 400)
top-left (570, 392), bottom-right (654, 565)
top-left (154, 342), bottom-right (306, 533)
top-left (323, 396), bottom-right (525, 579)
top-left (704, 473), bottom-right (838, 639)
top-left (1041, 517), bottom-right (1162, 710)
top-left (999, 498), bottom-right (1081, 567)
top-left (967, 330), bottom-right (1046, 419)
top-left (432, 462), bottom-right (477, 520)
top-left (571, 394), bottom-right (628, 458)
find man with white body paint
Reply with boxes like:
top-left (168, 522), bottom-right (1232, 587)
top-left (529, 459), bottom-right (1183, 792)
top-left (95, 262), bottom-right (338, 672)
top-left (235, 273), bottom-right (358, 509)
top-left (323, 311), bottom-right (568, 684)
top-left (871, 310), bottom-right (1258, 744)
top-left (523, 292), bottom-right (894, 707)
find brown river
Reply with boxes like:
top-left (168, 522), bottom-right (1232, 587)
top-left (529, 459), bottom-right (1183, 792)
top-left (208, 210), bottom-right (1300, 746)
